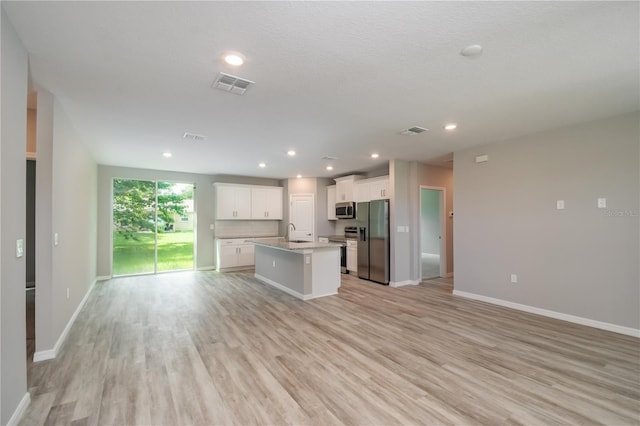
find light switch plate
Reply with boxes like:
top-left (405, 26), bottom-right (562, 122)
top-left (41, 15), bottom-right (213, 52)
top-left (16, 239), bottom-right (24, 258)
top-left (556, 200), bottom-right (565, 210)
top-left (597, 198), bottom-right (606, 208)
top-left (475, 154), bottom-right (489, 163)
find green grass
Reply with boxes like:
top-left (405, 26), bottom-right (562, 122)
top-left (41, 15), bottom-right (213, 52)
top-left (113, 231), bottom-right (194, 276)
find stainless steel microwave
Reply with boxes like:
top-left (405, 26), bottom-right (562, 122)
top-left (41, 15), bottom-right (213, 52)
top-left (335, 202), bottom-right (356, 219)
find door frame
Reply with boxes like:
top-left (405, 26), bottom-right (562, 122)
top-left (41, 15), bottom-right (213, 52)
top-left (289, 193), bottom-right (315, 242)
top-left (419, 185), bottom-right (446, 279)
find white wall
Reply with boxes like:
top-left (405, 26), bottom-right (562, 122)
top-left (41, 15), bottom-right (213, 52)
top-left (0, 7), bottom-right (28, 423)
top-left (453, 111), bottom-right (639, 330)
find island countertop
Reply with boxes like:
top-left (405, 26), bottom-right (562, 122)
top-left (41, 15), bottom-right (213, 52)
top-left (251, 237), bottom-right (342, 252)
top-left (253, 238), bottom-right (341, 300)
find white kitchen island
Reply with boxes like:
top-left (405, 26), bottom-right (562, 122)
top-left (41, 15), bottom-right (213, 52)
top-left (253, 238), bottom-right (342, 300)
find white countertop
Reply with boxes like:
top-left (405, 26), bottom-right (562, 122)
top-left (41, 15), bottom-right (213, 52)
top-left (252, 237), bottom-right (342, 251)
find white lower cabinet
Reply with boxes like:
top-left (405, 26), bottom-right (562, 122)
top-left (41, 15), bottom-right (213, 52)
top-left (346, 240), bottom-right (358, 273)
top-left (216, 239), bottom-right (256, 271)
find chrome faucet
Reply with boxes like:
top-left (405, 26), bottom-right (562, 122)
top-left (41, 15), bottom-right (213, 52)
top-left (287, 222), bottom-right (296, 241)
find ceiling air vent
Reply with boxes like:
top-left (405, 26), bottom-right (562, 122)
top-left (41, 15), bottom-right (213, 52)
top-left (399, 126), bottom-right (429, 135)
top-left (212, 72), bottom-right (255, 95)
top-left (182, 132), bottom-right (206, 141)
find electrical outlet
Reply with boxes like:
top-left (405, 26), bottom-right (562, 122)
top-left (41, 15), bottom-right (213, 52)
top-left (54, 232), bottom-right (59, 246)
top-left (66, 288), bottom-right (70, 299)
top-left (556, 200), bottom-right (565, 210)
top-left (510, 274), bottom-right (518, 284)
top-left (272, 260), bottom-right (276, 267)
top-left (597, 198), bottom-right (606, 209)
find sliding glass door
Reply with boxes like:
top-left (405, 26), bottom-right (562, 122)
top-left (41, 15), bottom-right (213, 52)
top-left (112, 179), bottom-right (195, 276)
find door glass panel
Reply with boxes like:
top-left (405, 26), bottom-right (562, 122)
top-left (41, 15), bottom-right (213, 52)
top-left (156, 182), bottom-right (194, 272)
top-left (112, 179), bottom-right (157, 276)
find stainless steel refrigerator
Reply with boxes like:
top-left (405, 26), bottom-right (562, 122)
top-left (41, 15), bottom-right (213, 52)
top-left (357, 200), bottom-right (390, 284)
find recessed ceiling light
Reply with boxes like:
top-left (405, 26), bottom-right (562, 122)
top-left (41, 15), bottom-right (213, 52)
top-left (296, 174), bottom-right (302, 179)
top-left (259, 162), bottom-right (266, 168)
top-left (287, 150), bottom-right (296, 156)
top-left (224, 54), bottom-right (244, 66)
top-left (371, 153), bottom-right (379, 159)
top-left (460, 44), bottom-right (483, 58)
top-left (444, 123), bottom-right (458, 131)
top-left (163, 152), bottom-right (172, 158)
top-left (326, 165), bottom-right (333, 171)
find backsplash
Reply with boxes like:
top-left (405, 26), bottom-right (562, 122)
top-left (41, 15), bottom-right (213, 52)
top-left (334, 219), bottom-right (357, 235)
top-left (214, 220), bottom-right (280, 238)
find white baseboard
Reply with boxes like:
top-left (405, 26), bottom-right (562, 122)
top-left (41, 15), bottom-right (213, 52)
top-left (33, 277), bottom-right (98, 362)
top-left (310, 291), bottom-right (339, 300)
top-left (7, 392), bottom-right (30, 426)
top-left (196, 266), bottom-right (216, 271)
top-left (254, 273), bottom-right (307, 300)
top-left (389, 279), bottom-right (420, 288)
top-left (96, 275), bottom-right (111, 281)
top-left (33, 349), bottom-right (56, 362)
top-left (452, 290), bottom-right (640, 338)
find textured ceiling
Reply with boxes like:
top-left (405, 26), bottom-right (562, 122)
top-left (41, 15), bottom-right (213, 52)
top-left (4, 1), bottom-right (639, 178)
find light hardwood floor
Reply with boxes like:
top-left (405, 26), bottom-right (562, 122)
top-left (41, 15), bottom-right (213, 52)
top-left (22, 271), bottom-right (639, 425)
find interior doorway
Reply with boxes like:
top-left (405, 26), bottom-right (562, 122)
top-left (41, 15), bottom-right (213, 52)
top-left (26, 159), bottom-right (36, 363)
top-left (112, 179), bottom-right (195, 276)
top-left (420, 186), bottom-right (446, 279)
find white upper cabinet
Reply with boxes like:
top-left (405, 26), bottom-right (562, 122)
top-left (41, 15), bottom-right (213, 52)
top-left (214, 183), bottom-right (283, 220)
top-left (214, 184), bottom-right (252, 219)
top-left (327, 185), bottom-right (337, 220)
top-left (355, 181), bottom-right (370, 202)
top-left (251, 186), bottom-right (283, 220)
top-left (369, 177), bottom-right (390, 200)
top-left (334, 175), bottom-right (363, 202)
top-left (354, 176), bottom-right (390, 202)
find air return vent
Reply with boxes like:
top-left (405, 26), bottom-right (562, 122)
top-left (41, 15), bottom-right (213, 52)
top-left (399, 126), bottom-right (429, 135)
top-left (182, 132), bottom-right (206, 141)
top-left (212, 72), bottom-right (255, 95)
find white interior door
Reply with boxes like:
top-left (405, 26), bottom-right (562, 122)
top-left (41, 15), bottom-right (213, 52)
top-left (289, 194), bottom-right (314, 241)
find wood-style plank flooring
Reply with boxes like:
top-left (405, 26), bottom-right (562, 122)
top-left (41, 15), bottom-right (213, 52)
top-left (22, 271), bottom-right (640, 425)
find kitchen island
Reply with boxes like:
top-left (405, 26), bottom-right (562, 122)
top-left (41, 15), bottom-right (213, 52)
top-left (253, 238), bottom-right (342, 300)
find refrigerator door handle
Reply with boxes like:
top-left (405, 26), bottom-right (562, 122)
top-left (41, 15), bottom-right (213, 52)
top-left (359, 227), bottom-right (367, 242)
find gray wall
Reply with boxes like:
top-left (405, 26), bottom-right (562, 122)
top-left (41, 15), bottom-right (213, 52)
top-left (1, 7), bottom-right (28, 422)
top-left (97, 166), bottom-right (217, 275)
top-left (453, 111), bottom-right (639, 329)
top-left (49, 98), bottom-right (98, 344)
top-left (315, 178), bottom-right (335, 238)
top-left (35, 90), bottom-right (54, 352)
top-left (389, 160), bottom-right (413, 284)
top-left (420, 189), bottom-right (440, 254)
